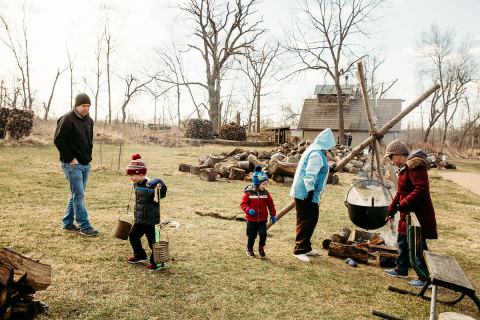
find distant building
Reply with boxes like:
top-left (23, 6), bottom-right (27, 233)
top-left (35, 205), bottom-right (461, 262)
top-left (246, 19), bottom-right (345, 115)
top-left (297, 85), bottom-right (402, 146)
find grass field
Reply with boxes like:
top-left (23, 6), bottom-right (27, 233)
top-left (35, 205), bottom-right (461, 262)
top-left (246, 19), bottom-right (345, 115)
top-left (0, 142), bottom-right (479, 320)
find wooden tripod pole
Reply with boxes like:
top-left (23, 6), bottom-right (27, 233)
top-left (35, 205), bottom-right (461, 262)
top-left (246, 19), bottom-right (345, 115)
top-left (266, 83), bottom-right (440, 230)
top-left (356, 61), bottom-right (388, 198)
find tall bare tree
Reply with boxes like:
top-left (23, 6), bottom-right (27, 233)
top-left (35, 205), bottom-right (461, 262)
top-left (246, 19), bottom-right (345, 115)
top-left (0, 13), bottom-right (34, 110)
top-left (183, 0), bottom-right (265, 133)
top-left (238, 42), bottom-right (280, 132)
top-left (286, 0), bottom-right (384, 144)
top-left (119, 74), bottom-right (154, 123)
top-left (418, 25), bottom-right (477, 143)
top-left (104, 21), bottom-right (114, 124)
top-left (67, 50), bottom-right (75, 110)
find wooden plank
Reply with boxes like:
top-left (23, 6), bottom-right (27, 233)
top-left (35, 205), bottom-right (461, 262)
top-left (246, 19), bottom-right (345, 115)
top-left (424, 251), bottom-right (475, 295)
top-left (13, 269), bottom-right (27, 284)
top-left (410, 213), bottom-right (421, 227)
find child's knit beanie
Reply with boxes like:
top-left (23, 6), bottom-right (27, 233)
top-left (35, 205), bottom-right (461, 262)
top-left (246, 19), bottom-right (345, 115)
top-left (126, 153), bottom-right (147, 176)
top-left (252, 165), bottom-right (268, 187)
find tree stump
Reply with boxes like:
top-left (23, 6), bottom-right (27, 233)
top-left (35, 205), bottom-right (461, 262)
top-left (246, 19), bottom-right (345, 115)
top-left (214, 160), bottom-right (239, 178)
top-left (229, 167), bottom-right (246, 180)
top-left (273, 175), bottom-right (284, 183)
top-left (199, 168), bottom-right (216, 182)
top-left (247, 154), bottom-right (265, 171)
top-left (237, 161), bottom-right (250, 172)
top-left (327, 173), bottom-right (339, 185)
top-left (179, 163), bottom-right (192, 173)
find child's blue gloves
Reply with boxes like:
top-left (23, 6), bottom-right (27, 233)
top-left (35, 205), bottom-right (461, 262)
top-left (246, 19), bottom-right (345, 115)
top-left (270, 216), bottom-right (276, 224)
top-left (248, 209), bottom-right (255, 216)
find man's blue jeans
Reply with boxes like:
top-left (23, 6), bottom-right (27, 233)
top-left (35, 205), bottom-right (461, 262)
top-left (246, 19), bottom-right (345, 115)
top-left (61, 162), bottom-right (92, 230)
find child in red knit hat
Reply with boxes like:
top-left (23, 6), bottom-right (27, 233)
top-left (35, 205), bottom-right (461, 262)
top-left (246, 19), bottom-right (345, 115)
top-left (125, 153), bottom-right (168, 271)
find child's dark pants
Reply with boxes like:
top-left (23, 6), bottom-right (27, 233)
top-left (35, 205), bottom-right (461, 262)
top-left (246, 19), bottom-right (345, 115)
top-left (246, 221), bottom-right (267, 249)
top-left (396, 233), bottom-right (429, 279)
top-left (129, 223), bottom-right (156, 265)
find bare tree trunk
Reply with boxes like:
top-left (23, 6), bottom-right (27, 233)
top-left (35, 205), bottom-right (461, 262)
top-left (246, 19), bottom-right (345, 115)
top-left (335, 76), bottom-right (346, 145)
top-left (43, 68), bottom-right (64, 120)
top-left (256, 81), bottom-right (261, 133)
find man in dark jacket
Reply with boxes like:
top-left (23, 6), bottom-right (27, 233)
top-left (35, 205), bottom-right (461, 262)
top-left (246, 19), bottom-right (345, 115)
top-left (384, 139), bottom-right (437, 288)
top-left (54, 93), bottom-right (98, 236)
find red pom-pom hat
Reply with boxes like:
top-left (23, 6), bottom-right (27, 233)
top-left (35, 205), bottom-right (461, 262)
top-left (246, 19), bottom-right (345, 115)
top-left (126, 153), bottom-right (147, 176)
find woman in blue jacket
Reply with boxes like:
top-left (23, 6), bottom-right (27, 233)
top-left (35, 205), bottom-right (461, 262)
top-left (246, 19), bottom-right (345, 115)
top-left (290, 128), bottom-right (336, 262)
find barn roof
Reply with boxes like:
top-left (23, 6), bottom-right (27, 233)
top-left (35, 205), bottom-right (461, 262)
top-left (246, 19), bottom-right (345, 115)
top-left (314, 85), bottom-right (353, 95)
top-left (297, 98), bottom-right (402, 132)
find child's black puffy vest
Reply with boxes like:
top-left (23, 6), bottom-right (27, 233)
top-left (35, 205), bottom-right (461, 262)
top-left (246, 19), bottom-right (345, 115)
top-left (133, 180), bottom-right (160, 225)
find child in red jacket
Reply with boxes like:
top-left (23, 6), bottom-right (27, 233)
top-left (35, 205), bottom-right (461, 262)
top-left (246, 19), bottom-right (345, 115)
top-left (240, 166), bottom-right (276, 258)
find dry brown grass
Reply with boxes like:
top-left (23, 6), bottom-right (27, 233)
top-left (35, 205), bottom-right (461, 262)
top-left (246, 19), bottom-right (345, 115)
top-left (0, 143), bottom-right (479, 319)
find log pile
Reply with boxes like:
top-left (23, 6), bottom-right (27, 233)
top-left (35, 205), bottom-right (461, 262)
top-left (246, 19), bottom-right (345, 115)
top-left (0, 108), bottom-right (34, 140)
top-left (0, 247), bottom-right (51, 320)
top-left (178, 142), bottom-right (377, 184)
top-left (322, 228), bottom-right (398, 267)
top-left (218, 122), bottom-right (247, 141)
top-left (184, 119), bottom-right (214, 140)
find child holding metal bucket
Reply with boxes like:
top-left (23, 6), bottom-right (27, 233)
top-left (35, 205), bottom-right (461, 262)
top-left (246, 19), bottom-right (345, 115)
top-left (383, 140), bottom-right (437, 288)
top-left (240, 165), bottom-right (277, 258)
top-left (125, 153), bottom-right (167, 271)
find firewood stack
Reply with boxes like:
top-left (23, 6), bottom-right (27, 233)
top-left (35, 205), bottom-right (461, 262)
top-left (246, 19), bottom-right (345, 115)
top-left (322, 228), bottom-right (398, 267)
top-left (218, 122), bottom-right (247, 141)
top-left (0, 108), bottom-right (34, 140)
top-left (0, 248), bottom-right (51, 320)
top-left (184, 119), bottom-right (214, 140)
top-left (178, 141), bottom-right (380, 184)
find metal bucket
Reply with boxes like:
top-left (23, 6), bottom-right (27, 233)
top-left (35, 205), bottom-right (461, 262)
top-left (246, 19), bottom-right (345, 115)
top-left (114, 218), bottom-right (132, 240)
top-left (344, 180), bottom-right (393, 230)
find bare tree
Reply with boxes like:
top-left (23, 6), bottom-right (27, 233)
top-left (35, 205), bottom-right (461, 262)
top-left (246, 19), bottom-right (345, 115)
top-left (104, 20), bottom-right (114, 124)
top-left (238, 42), bottom-right (280, 132)
top-left (183, 0), bottom-right (265, 133)
top-left (418, 25), bottom-right (477, 143)
top-left (67, 50), bottom-right (75, 110)
top-left (286, 0), bottom-right (384, 144)
top-left (119, 74), bottom-right (154, 123)
top-left (43, 67), bottom-right (68, 120)
top-left (0, 13), bottom-right (34, 110)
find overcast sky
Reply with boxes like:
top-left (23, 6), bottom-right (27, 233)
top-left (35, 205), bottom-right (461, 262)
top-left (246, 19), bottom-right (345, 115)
top-left (1, 0), bottom-right (479, 127)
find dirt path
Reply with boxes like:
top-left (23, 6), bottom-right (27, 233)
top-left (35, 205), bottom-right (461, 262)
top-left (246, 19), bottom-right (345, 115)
top-left (438, 171), bottom-right (480, 196)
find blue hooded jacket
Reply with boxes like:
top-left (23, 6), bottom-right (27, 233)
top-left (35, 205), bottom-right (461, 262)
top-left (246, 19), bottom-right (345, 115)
top-left (290, 128), bottom-right (336, 204)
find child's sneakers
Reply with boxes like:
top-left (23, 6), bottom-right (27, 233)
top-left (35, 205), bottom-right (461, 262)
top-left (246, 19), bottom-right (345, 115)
top-left (146, 263), bottom-right (167, 272)
top-left (127, 256), bottom-right (148, 264)
top-left (258, 247), bottom-right (266, 259)
top-left (246, 248), bottom-right (255, 258)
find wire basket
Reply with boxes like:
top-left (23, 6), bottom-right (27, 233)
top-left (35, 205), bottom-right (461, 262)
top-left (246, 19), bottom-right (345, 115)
top-left (153, 225), bottom-right (170, 263)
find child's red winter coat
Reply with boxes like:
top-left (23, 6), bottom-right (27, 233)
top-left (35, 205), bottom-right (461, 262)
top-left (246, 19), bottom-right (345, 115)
top-left (240, 185), bottom-right (276, 222)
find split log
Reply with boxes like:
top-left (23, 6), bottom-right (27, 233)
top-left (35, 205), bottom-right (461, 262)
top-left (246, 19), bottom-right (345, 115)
top-left (270, 152), bottom-right (286, 162)
top-left (199, 168), bottom-right (216, 182)
top-left (350, 160), bottom-right (365, 169)
top-left (0, 248), bottom-right (51, 291)
top-left (267, 160), bottom-right (297, 177)
top-left (178, 163), bottom-right (192, 173)
top-left (232, 151), bottom-right (249, 161)
top-left (229, 167), bottom-right (246, 180)
top-left (203, 155), bottom-right (225, 168)
top-left (257, 151), bottom-right (271, 160)
top-left (247, 154), bottom-right (265, 171)
top-left (328, 242), bottom-right (369, 264)
top-left (237, 161), bottom-right (250, 172)
top-left (227, 147), bottom-right (245, 157)
top-left (330, 227), bottom-right (351, 244)
top-left (214, 160), bottom-right (239, 178)
top-left (190, 165), bottom-right (208, 175)
top-left (0, 259), bottom-right (14, 286)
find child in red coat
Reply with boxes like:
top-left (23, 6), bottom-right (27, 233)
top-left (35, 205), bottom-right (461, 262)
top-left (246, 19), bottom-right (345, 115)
top-left (240, 166), bottom-right (276, 258)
